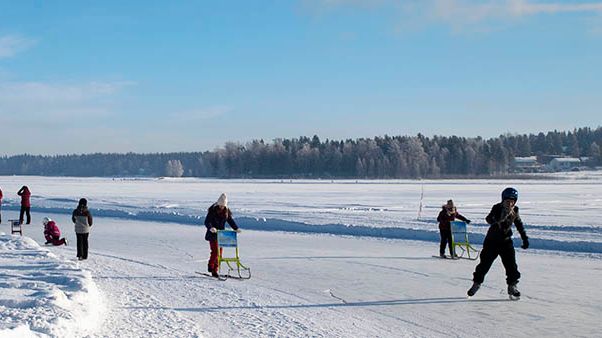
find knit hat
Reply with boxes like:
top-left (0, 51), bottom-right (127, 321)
top-left (217, 193), bottom-right (228, 207)
top-left (445, 199), bottom-right (454, 208)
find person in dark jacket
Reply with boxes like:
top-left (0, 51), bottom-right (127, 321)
top-left (467, 187), bottom-right (529, 298)
top-left (17, 186), bottom-right (32, 224)
top-left (0, 187), bottom-right (3, 223)
top-left (437, 199), bottom-right (471, 258)
top-left (72, 198), bottom-right (93, 260)
top-left (204, 193), bottom-right (239, 277)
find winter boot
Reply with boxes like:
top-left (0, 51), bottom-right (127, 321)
top-left (211, 271), bottom-right (219, 278)
top-left (467, 282), bottom-right (481, 297)
top-left (439, 253), bottom-right (447, 258)
top-left (508, 284), bottom-right (521, 299)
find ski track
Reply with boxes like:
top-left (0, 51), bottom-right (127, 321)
top-left (75, 248), bottom-right (372, 337)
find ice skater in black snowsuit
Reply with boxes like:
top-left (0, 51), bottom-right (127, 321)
top-left (467, 187), bottom-right (529, 298)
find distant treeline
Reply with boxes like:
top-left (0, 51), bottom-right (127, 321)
top-left (1, 127), bottom-right (601, 178)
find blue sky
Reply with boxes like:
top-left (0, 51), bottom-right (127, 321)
top-left (1, 0), bottom-right (601, 155)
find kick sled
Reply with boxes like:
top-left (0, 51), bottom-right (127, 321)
top-left (216, 230), bottom-right (251, 279)
top-left (451, 221), bottom-right (480, 260)
top-left (9, 220), bottom-right (22, 235)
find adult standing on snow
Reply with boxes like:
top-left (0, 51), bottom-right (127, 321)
top-left (437, 199), bottom-right (471, 258)
top-left (72, 198), bottom-right (93, 260)
top-left (17, 186), bottom-right (31, 224)
top-left (467, 187), bottom-right (529, 299)
top-left (204, 193), bottom-right (239, 277)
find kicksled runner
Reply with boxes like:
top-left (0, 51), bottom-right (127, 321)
top-left (197, 230), bottom-right (251, 281)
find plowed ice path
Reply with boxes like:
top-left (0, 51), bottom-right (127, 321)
top-left (17, 213), bottom-right (602, 338)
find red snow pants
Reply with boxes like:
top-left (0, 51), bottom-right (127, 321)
top-left (208, 239), bottom-right (222, 272)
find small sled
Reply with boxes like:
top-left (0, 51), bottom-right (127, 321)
top-left (451, 221), bottom-right (479, 260)
top-left (217, 230), bottom-right (251, 279)
top-left (9, 220), bottom-right (22, 235)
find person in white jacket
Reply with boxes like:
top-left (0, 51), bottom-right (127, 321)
top-left (72, 198), bottom-right (93, 260)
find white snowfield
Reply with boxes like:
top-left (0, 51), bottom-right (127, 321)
top-left (0, 234), bottom-right (103, 338)
top-left (0, 174), bottom-right (601, 337)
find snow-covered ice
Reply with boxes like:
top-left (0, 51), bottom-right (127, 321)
top-left (0, 234), bottom-right (103, 337)
top-left (0, 174), bottom-right (601, 337)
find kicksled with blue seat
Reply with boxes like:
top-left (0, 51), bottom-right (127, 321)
top-left (450, 221), bottom-right (480, 260)
top-left (216, 230), bottom-right (251, 279)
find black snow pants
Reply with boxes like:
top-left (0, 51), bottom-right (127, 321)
top-left (76, 233), bottom-right (89, 259)
top-left (19, 206), bottom-right (31, 224)
top-left (439, 229), bottom-right (454, 256)
top-left (472, 237), bottom-right (520, 285)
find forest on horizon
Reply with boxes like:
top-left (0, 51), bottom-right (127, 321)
top-left (1, 127), bottom-right (601, 179)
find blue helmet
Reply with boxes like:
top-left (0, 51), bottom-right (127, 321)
top-left (501, 187), bottom-right (518, 201)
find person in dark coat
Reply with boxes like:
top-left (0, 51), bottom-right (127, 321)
top-left (72, 198), bottom-right (93, 260)
top-left (467, 187), bottom-right (529, 298)
top-left (437, 199), bottom-right (471, 258)
top-left (204, 193), bottom-right (239, 277)
top-left (17, 186), bottom-right (31, 224)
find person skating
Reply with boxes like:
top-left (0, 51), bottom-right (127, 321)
top-left (467, 187), bottom-right (529, 299)
top-left (17, 186), bottom-right (32, 224)
top-left (437, 199), bottom-right (471, 258)
top-left (204, 193), bottom-right (240, 277)
top-left (43, 217), bottom-right (67, 246)
top-left (72, 198), bottom-right (93, 260)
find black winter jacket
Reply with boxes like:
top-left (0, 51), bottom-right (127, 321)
top-left (437, 207), bottom-right (469, 231)
top-left (485, 202), bottom-right (527, 242)
top-left (204, 203), bottom-right (238, 241)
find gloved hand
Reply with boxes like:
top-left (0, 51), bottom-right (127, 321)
top-left (521, 237), bottom-right (529, 249)
top-left (235, 228), bottom-right (242, 233)
top-left (209, 227), bottom-right (217, 233)
top-left (465, 219), bottom-right (471, 224)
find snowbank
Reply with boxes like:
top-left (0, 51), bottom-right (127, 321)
top-left (0, 234), bottom-right (104, 338)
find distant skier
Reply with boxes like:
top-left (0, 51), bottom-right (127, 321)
top-left (204, 193), bottom-right (240, 277)
top-left (72, 198), bottom-right (93, 260)
top-left (467, 188), bottom-right (529, 299)
top-left (43, 217), bottom-right (67, 246)
top-left (437, 199), bottom-right (471, 258)
top-left (17, 186), bottom-right (32, 224)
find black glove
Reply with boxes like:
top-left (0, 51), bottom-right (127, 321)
top-left (521, 237), bottom-right (529, 249)
top-left (465, 219), bottom-right (471, 224)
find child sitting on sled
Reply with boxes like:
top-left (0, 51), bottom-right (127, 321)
top-left (43, 217), bottom-right (67, 246)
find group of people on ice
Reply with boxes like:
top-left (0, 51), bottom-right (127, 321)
top-left (0, 185), bottom-right (94, 261)
top-left (437, 187), bottom-right (529, 299)
top-left (41, 198), bottom-right (93, 261)
top-left (3, 181), bottom-right (529, 297)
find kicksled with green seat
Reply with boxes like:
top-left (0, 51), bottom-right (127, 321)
top-left (216, 230), bottom-right (251, 279)
top-left (451, 221), bottom-right (480, 260)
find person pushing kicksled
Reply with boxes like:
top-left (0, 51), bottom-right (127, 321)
top-left (467, 187), bottom-right (529, 300)
top-left (204, 193), bottom-right (240, 278)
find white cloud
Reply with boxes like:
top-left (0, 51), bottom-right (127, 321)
top-left (303, 0), bottom-right (602, 31)
top-left (0, 80), bottom-right (134, 124)
top-left (431, 0), bottom-right (602, 24)
top-left (0, 35), bottom-right (36, 59)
